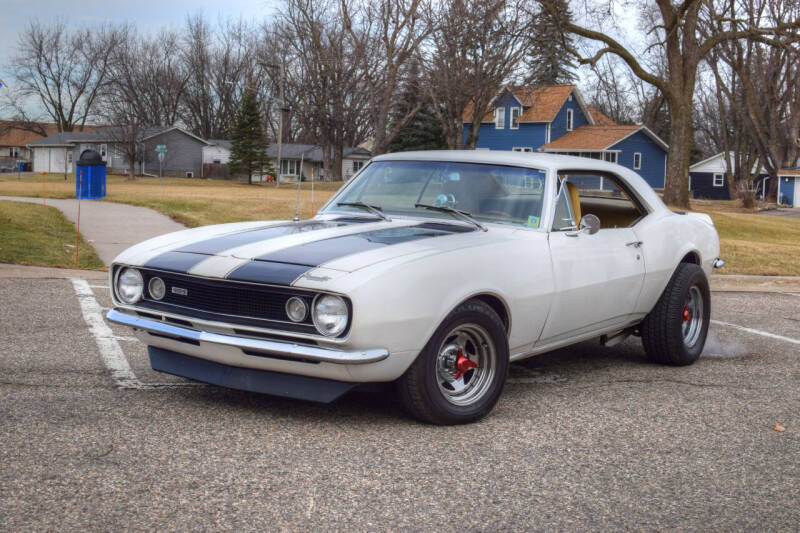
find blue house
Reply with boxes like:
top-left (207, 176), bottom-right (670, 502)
top-left (778, 170), bottom-right (800, 207)
top-left (463, 85), bottom-right (669, 189)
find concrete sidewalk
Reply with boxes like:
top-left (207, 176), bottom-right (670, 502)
top-left (0, 196), bottom-right (185, 265)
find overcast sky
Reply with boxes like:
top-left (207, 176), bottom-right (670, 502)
top-left (0, 0), bottom-right (279, 81)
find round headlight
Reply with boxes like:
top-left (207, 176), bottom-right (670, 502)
top-left (312, 295), bottom-right (349, 337)
top-left (117, 268), bottom-right (144, 304)
top-left (148, 277), bottom-right (166, 300)
top-left (285, 296), bottom-right (308, 322)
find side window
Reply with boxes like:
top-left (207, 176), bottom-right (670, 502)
top-left (495, 107), bottom-right (505, 129)
top-left (559, 172), bottom-right (647, 229)
top-left (551, 180), bottom-right (576, 231)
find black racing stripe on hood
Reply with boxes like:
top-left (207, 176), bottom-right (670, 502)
top-left (225, 261), bottom-right (312, 286)
top-left (252, 224), bottom-right (469, 268)
top-left (176, 221), bottom-right (348, 256)
top-left (144, 251), bottom-right (212, 273)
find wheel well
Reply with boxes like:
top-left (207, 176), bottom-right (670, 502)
top-left (470, 294), bottom-right (510, 333)
top-left (681, 251), bottom-right (700, 265)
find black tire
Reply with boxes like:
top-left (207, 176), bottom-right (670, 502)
top-left (397, 300), bottom-right (509, 425)
top-left (641, 263), bottom-right (710, 366)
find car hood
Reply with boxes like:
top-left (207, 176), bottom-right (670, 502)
top-left (114, 217), bottom-right (481, 286)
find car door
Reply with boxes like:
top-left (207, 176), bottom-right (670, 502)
top-left (537, 175), bottom-right (645, 345)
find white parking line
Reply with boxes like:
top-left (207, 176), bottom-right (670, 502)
top-left (70, 278), bottom-right (200, 389)
top-left (712, 319), bottom-right (800, 346)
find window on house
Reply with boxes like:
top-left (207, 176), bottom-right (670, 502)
top-left (510, 107), bottom-right (521, 129)
top-left (212, 159), bottom-right (221, 164)
top-left (281, 159), bottom-right (299, 175)
top-left (100, 144), bottom-right (107, 158)
top-left (603, 152), bottom-right (618, 164)
top-left (8, 148), bottom-right (12, 157)
top-left (567, 109), bottom-right (574, 131)
top-left (713, 173), bottom-right (724, 187)
top-left (67, 151), bottom-right (73, 163)
top-left (352, 160), bottom-right (364, 172)
top-left (495, 107), bottom-right (505, 129)
top-left (568, 93), bottom-right (573, 102)
top-left (633, 152), bottom-right (642, 170)
top-left (512, 147), bottom-right (533, 153)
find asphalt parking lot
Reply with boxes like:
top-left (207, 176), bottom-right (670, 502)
top-left (1, 275), bottom-right (798, 531)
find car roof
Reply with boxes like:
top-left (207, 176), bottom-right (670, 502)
top-left (371, 150), bottom-right (667, 213)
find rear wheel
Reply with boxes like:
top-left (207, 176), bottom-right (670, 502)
top-left (397, 300), bottom-right (509, 425)
top-left (641, 263), bottom-right (710, 365)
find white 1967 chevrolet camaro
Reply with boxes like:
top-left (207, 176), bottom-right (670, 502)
top-left (108, 151), bottom-right (722, 424)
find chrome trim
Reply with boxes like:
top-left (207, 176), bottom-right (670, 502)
top-left (107, 309), bottom-right (388, 364)
top-left (713, 258), bottom-right (725, 269)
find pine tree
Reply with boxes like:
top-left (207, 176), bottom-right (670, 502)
top-left (527, 0), bottom-right (577, 86)
top-left (387, 60), bottom-right (446, 153)
top-left (229, 86), bottom-right (271, 184)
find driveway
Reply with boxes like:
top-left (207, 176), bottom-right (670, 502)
top-left (0, 196), bottom-right (185, 265)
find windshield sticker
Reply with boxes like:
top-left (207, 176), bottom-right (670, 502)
top-left (525, 216), bottom-right (540, 228)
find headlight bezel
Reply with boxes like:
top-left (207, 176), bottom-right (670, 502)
top-left (311, 294), bottom-right (350, 337)
top-left (115, 267), bottom-right (144, 304)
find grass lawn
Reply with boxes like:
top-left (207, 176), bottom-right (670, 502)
top-left (0, 200), bottom-right (104, 269)
top-left (1, 173), bottom-right (798, 276)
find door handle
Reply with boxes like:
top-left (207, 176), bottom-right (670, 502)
top-left (626, 241), bottom-right (643, 248)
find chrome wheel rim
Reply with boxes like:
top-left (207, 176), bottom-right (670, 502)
top-left (435, 323), bottom-right (496, 406)
top-left (682, 286), bottom-right (704, 348)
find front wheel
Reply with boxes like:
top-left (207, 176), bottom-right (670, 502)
top-left (641, 263), bottom-right (711, 365)
top-left (397, 300), bottom-right (509, 425)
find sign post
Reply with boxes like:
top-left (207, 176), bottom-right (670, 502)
top-left (155, 145), bottom-right (167, 183)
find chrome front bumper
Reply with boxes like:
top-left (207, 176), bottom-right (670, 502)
top-left (106, 308), bottom-right (389, 365)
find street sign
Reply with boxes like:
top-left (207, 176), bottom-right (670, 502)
top-left (155, 145), bottom-right (167, 154)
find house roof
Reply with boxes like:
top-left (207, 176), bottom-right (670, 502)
top-left (587, 106), bottom-right (617, 126)
top-left (208, 139), bottom-right (232, 151)
top-left (462, 85), bottom-right (588, 124)
top-left (690, 151), bottom-right (768, 174)
top-left (0, 122), bottom-right (68, 147)
top-left (779, 168), bottom-right (800, 176)
top-left (263, 143), bottom-right (370, 162)
top-left (541, 124), bottom-right (668, 152)
top-left (27, 126), bottom-right (208, 147)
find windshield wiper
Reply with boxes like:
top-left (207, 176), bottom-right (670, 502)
top-left (414, 203), bottom-right (487, 232)
top-left (336, 202), bottom-right (391, 221)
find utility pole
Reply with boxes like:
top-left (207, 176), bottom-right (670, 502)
top-left (276, 62), bottom-right (285, 188)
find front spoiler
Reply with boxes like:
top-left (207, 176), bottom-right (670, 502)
top-left (148, 346), bottom-right (357, 403)
top-left (106, 308), bottom-right (389, 365)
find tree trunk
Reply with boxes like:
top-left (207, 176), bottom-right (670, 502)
top-left (332, 145), bottom-right (344, 181)
top-left (662, 100), bottom-right (693, 208)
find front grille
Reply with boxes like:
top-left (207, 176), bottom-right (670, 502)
top-left (133, 269), bottom-right (318, 334)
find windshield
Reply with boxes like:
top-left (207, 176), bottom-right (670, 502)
top-left (322, 160), bottom-right (547, 228)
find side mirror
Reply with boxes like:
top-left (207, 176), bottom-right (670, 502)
top-left (579, 214), bottom-right (601, 235)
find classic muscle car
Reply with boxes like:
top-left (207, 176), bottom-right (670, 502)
top-left (107, 151), bottom-right (722, 424)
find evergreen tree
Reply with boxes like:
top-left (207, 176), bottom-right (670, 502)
top-left (526, 0), bottom-right (577, 86)
top-left (387, 60), bottom-right (446, 153)
top-left (229, 86), bottom-right (271, 184)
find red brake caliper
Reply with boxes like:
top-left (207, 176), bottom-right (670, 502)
top-left (683, 305), bottom-right (691, 322)
top-left (454, 348), bottom-right (478, 380)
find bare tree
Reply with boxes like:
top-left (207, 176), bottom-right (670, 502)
top-left (424, 0), bottom-right (534, 149)
top-left (278, 0), bottom-right (371, 180)
top-left (706, 0), bottom-right (800, 202)
top-left (362, 0), bottom-right (432, 155)
top-left (9, 21), bottom-right (121, 132)
top-left (98, 28), bottom-right (190, 178)
top-left (540, 0), bottom-right (800, 208)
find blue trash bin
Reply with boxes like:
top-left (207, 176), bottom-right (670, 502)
top-left (18, 161), bottom-right (25, 173)
top-left (75, 149), bottom-right (107, 199)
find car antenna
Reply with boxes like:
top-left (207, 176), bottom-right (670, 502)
top-left (293, 150), bottom-right (304, 222)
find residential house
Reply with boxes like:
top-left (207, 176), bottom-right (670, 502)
top-left (0, 121), bottom-right (60, 171)
top-left (462, 85), bottom-right (669, 190)
top-left (28, 126), bottom-right (209, 177)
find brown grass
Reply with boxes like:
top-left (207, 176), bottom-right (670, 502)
top-left (2, 173), bottom-right (798, 276)
top-left (0, 200), bottom-right (104, 269)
